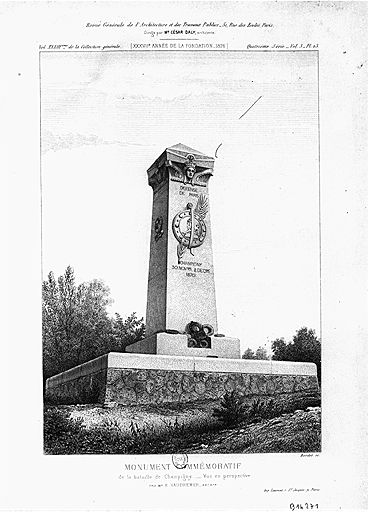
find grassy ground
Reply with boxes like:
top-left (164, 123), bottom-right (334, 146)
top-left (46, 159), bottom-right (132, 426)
top-left (67, 400), bottom-right (218, 433)
top-left (44, 394), bottom-right (321, 455)
top-left (188, 407), bottom-right (321, 453)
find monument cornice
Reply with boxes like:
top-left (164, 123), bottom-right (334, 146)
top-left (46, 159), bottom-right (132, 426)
top-left (147, 143), bottom-right (215, 190)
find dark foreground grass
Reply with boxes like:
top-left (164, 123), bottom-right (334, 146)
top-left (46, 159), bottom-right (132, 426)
top-left (44, 408), bottom-right (221, 454)
top-left (44, 394), bottom-right (321, 455)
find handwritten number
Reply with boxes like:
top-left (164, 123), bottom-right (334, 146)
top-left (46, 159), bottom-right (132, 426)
top-left (290, 505), bottom-right (318, 511)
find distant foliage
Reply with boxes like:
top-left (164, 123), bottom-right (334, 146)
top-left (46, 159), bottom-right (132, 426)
top-left (242, 348), bottom-right (256, 359)
top-left (271, 327), bottom-right (321, 383)
top-left (42, 266), bottom-right (145, 380)
top-left (242, 346), bottom-right (269, 360)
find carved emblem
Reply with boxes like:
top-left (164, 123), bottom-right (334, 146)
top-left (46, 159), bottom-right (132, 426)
top-left (154, 216), bottom-right (164, 241)
top-left (184, 154), bottom-right (196, 183)
top-left (168, 153), bottom-right (212, 187)
top-left (186, 321), bottom-right (214, 348)
top-left (172, 194), bottom-right (208, 263)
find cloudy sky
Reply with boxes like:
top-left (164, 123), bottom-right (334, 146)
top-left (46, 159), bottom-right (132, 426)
top-left (41, 50), bottom-right (319, 352)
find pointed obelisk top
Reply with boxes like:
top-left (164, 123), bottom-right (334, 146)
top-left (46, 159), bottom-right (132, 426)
top-left (167, 142), bottom-right (206, 156)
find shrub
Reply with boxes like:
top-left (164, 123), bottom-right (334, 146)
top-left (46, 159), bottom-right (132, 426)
top-left (213, 391), bottom-right (249, 426)
top-left (212, 393), bottom-right (321, 430)
top-left (248, 398), bottom-right (279, 420)
top-left (213, 394), bottom-right (285, 427)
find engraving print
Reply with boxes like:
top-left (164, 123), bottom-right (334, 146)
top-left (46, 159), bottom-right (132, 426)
top-left (41, 50), bottom-right (321, 457)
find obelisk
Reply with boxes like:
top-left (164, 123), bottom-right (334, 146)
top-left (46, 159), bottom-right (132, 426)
top-left (127, 143), bottom-right (240, 358)
top-left (45, 143), bottom-right (319, 407)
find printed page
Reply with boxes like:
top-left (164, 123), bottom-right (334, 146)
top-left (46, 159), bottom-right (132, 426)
top-left (2, 2), bottom-right (367, 511)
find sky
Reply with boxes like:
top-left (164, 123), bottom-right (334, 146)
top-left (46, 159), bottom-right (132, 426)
top-left (40, 50), bottom-right (319, 353)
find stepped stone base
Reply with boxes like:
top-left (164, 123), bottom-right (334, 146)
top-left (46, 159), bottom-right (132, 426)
top-left (45, 352), bottom-right (319, 406)
top-left (126, 332), bottom-right (241, 359)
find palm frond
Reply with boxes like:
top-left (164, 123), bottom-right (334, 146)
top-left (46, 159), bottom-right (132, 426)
top-left (194, 194), bottom-right (208, 220)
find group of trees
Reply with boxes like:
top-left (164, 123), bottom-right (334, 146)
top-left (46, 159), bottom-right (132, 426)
top-left (242, 327), bottom-right (321, 383)
top-left (43, 266), bottom-right (321, 385)
top-left (242, 346), bottom-right (269, 360)
top-left (271, 327), bottom-right (321, 382)
top-left (43, 266), bottom-right (145, 381)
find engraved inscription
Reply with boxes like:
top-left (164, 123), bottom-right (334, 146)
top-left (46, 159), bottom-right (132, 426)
top-left (171, 263), bottom-right (211, 278)
top-left (178, 184), bottom-right (199, 197)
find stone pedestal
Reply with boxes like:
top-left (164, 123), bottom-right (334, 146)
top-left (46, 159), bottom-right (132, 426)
top-left (45, 352), bottom-right (319, 407)
top-left (126, 333), bottom-right (241, 359)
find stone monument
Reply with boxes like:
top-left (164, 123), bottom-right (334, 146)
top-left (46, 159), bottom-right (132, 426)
top-left (45, 143), bottom-right (319, 407)
top-left (126, 143), bottom-right (240, 358)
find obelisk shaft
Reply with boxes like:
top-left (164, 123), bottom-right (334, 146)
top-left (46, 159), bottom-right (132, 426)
top-left (145, 144), bottom-right (217, 337)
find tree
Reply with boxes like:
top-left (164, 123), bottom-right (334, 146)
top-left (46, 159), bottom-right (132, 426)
top-left (271, 338), bottom-right (288, 361)
top-left (254, 346), bottom-right (269, 360)
top-left (112, 312), bottom-right (145, 352)
top-left (242, 348), bottom-right (256, 359)
top-left (43, 266), bottom-right (145, 380)
top-left (242, 346), bottom-right (269, 360)
top-left (271, 327), bottom-right (321, 383)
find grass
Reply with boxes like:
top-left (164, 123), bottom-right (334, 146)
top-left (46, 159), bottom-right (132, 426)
top-left (44, 393), bottom-right (321, 455)
top-left (44, 407), bottom-right (220, 454)
top-left (208, 409), bottom-right (321, 454)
